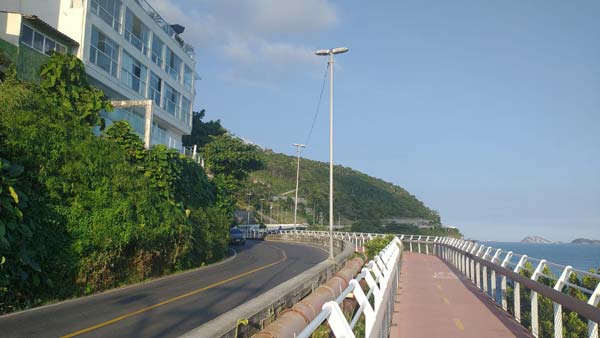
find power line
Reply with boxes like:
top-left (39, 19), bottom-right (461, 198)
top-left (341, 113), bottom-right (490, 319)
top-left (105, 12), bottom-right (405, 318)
top-left (303, 62), bottom-right (330, 150)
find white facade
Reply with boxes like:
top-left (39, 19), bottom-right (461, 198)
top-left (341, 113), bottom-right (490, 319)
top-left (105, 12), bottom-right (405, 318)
top-left (1, 0), bottom-right (196, 150)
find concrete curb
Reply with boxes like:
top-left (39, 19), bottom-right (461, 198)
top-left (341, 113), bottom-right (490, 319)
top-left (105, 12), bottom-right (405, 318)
top-left (179, 237), bottom-right (354, 338)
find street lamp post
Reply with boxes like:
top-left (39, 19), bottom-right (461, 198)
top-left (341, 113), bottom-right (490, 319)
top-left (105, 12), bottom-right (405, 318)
top-left (292, 143), bottom-right (306, 230)
top-left (315, 47), bottom-right (348, 260)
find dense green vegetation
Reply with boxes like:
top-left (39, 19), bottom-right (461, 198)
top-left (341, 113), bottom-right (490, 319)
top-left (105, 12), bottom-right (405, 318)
top-left (350, 220), bottom-right (462, 238)
top-left (506, 263), bottom-right (599, 338)
top-left (0, 54), bottom-right (260, 313)
top-left (249, 151), bottom-right (436, 223)
top-left (245, 151), bottom-right (460, 237)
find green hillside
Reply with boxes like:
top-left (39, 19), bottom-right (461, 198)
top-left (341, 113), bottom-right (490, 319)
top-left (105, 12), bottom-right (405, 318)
top-left (244, 150), bottom-right (440, 226)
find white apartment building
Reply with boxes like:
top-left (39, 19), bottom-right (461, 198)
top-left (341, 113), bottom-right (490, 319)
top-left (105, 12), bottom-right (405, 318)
top-left (1, 0), bottom-right (197, 150)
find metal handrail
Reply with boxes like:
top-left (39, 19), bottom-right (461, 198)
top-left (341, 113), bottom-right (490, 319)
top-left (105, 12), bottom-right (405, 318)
top-left (132, 0), bottom-right (195, 59)
top-left (435, 238), bottom-right (600, 338)
top-left (280, 230), bottom-right (600, 338)
top-left (295, 237), bottom-right (402, 338)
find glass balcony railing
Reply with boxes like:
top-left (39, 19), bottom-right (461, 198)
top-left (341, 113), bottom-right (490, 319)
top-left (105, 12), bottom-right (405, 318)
top-left (90, 0), bottom-right (121, 32)
top-left (124, 28), bottom-right (148, 55)
top-left (132, 0), bottom-right (195, 60)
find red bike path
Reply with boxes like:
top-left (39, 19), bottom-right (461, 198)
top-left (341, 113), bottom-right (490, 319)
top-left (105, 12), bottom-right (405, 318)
top-left (390, 251), bottom-right (534, 338)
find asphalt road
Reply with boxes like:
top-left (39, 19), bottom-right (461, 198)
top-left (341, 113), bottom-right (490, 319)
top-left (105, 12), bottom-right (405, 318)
top-left (0, 241), bottom-right (327, 338)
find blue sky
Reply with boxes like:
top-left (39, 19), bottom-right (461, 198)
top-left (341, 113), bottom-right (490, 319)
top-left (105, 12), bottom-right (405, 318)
top-left (150, 0), bottom-right (600, 242)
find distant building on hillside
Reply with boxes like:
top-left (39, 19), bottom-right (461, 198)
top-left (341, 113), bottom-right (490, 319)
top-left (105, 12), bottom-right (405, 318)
top-left (383, 217), bottom-right (434, 229)
top-left (0, 13), bottom-right (79, 81)
top-left (0, 0), bottom-right (198, 153)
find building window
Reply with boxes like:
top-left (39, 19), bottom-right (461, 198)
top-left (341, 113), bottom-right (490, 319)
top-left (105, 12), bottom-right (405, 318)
top-left (20, 25), bottom-right (68, 55)
top-left (148, 71), bottom-right (162, 106)
top-left (181, 96), bottom-right (191, 125)
top-left (90, 26), bottom-right (119, 77)
top-left (124, 8), bottom-right (149, 55)
top-left (121, 51), bottom-right (147, 95)
top-left (90, 0), bottom-right (121, 32)
top-left (33, 31), bottom-right (44, 51)
top-left (165, 48), bottom-right (181, 82)
top-left (183, 64), bottom-right (193, 92)
top-left (162, 83), bottom-right (180, 117)
top-left (151, 34), bottom-right (163, 67)
top-left (21, 25), bottom-right (33, 46)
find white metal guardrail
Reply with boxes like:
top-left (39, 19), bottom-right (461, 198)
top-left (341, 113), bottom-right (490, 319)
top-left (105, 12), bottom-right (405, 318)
top-left (434, 236), bottom-right (600, 338)
top-left (274, 230), bottom-right (600, 338)
top-left (291, 236), bottom-right (402, 338)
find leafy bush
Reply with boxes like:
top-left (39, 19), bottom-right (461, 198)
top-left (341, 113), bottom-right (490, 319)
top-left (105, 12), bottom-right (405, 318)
top-left (0, 54), bottom-right (231, 312)
top-left (364, 235), bottom-right (396, 260)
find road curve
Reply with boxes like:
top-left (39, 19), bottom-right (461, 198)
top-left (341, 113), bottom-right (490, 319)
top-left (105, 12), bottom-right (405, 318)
top-left (0, 241), bottom-right (328, 338)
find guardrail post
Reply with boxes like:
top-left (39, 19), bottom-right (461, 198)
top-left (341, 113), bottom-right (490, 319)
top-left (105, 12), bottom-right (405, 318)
top-left (490, 249), bottom-right (502, 301)
top-left (425, 236), bottom-right (430, 255)
top-left (417, 235), bottom-right (422, 254)
top-left (482, 247), bottom-right (493, 295)
top-left (513, 255), bottom-right (528, 323)
top-left (500, 252), bottom-right (513, 311)
top-left (530, 260), bottom-right (547, 338)
top-left (458, 243), bottom-right (467, 275)
top-left (454, 242), bottom-right (459, 266)
top-left (322, 301), bottom-right (356, 338)
top-left (552, 266), bottom-right (572, 338)
top-left (469, 244), bottom-right (478, 283)
top-left (587, 282), bottom-right (600, 338)
top-left (475, 246), bottom-right (485, 289)
top-left (461, 243), bottom-right (469, 277)
top-left (467, 243), bottom-right (475, 279)
top-left (350, 279), bottom-right (375, 336)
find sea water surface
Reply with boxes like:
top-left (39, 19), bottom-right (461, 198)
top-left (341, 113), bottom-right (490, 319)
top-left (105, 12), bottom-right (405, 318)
top-left (480, 242), bottom-right (600, 272)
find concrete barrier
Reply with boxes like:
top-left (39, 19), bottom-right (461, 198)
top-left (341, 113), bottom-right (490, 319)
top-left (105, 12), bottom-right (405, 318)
top-left (178, 235), bottom-right (355, 338)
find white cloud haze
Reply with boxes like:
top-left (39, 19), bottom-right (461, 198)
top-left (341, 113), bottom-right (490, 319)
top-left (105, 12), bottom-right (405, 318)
top-left (146, 0), bottom-right (338, 84)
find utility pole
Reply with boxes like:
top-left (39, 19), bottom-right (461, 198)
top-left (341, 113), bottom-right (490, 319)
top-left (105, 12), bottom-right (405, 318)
top-left (260, 198), bottom-right (265, 224)
top-left (246, 192), bottom-right (252, 224)
top-left (292, 144), bottom-right (305, 230)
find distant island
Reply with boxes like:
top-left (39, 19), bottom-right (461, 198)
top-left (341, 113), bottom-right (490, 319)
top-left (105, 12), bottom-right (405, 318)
top-left (521, 236), bottom-right (554, 244)
top-left (571, 238), bottom-right (600, 245)
top-left (520, 236), bottom-right (600, 245)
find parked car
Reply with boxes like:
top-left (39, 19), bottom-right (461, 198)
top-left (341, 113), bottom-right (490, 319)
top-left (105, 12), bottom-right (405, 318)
top-left (229, 228), bottom-right (246, 245)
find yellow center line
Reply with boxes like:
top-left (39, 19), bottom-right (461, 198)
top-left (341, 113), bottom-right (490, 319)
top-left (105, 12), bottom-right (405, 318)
top-left (436, 284), bottom-right (442, 291)
top-left (60, 249), bottom-right (288, 338)
top-left (442, 296), bottom-right (450, 305)
top-left (454, 318), bottom-right (465, 331)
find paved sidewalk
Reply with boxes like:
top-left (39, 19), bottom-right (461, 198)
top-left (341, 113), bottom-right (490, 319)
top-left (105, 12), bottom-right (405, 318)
top-left (390, 252), bottom-right (533, 338)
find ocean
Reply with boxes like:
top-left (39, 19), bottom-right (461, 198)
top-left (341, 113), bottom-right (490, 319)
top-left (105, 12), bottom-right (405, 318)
top-left (479, 242), bottom-right (600, 272)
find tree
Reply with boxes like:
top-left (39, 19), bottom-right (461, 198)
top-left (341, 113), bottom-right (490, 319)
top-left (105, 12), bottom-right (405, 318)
top-left (0, 53), bottom-right (229, 312)
top-left (203, 134), bottom-right (264, 180)
top-left (103, 120), bottom-right (145, 162)
top-left (182, 110), bottom-right (226, 148)
top-left (39, 53), bottom-right (111, 129)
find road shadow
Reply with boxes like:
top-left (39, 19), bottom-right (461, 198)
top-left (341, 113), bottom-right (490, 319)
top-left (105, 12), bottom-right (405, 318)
top-left (440, 257), bottom-right (534, 338)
